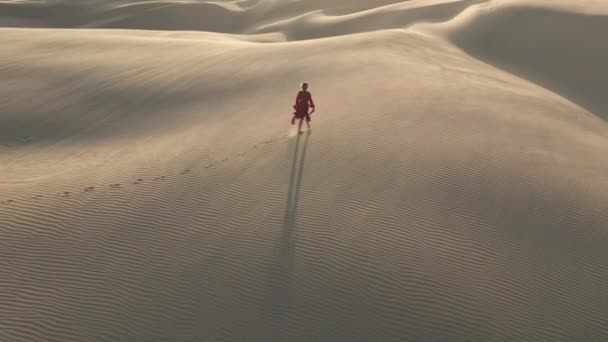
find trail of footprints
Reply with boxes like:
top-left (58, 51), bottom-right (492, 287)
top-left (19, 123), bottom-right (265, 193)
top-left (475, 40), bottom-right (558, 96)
top-left (3, 136), bottom-right (286, 204)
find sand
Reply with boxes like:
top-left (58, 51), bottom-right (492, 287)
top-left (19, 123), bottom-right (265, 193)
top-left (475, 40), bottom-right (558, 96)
top-left (1, 0), bottom-right (608, 341)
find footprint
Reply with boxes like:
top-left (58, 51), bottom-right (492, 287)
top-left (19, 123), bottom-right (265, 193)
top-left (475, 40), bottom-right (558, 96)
top-left (180, 169), bottom-right (191, 174)
top-left (137, 178), bottom-right (144, 182)
top-left (84, 187), bottom-right (95, 192)
top-left (34, 194), bottom-right (44, 199)
top-left (109, 183), bottom-right (121, 188)
top-left (61, 191), bottom-right (71, 197)
top-left (153, 176), bottom-right (166, 181)
top-left (6, 199), bottom-right (14, 203)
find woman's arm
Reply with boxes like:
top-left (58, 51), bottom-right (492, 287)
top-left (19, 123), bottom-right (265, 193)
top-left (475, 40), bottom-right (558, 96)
top-left (308, 93), bottom-right (315, 108)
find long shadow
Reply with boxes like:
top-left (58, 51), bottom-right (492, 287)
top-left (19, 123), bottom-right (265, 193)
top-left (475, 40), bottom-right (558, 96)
top-left (264, 129), bottom-right (310, 341)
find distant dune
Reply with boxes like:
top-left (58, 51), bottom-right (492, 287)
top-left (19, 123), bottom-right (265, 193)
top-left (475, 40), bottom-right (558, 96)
top-left (414, 0), bottom-right (608, 118)
top-left (1, 1), bottom-right (608, 341)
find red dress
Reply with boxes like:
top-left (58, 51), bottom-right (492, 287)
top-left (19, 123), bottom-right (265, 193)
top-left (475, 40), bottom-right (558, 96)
top-left (293, 90), bottom-right (315, 122)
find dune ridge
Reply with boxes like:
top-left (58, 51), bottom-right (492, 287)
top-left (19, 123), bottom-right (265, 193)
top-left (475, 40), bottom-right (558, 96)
top-left (412, 0), bottom-right (608, 118)
top-left (1, 0), bottom-right (483, 36)
top-left (2, 0), bottom-right (608, 341)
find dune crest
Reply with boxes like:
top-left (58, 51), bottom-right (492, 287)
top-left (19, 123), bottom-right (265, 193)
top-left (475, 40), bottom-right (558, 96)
top-left (2, 0), bottom-right (483, 37)
top-left (413, 0), bottom-right (608, 118)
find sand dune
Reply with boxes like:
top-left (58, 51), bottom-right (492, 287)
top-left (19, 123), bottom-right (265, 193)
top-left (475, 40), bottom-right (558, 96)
top-left (414, 0), bottom-right (608, 118)
top-left (2, 0), bottom-right (608, 341)
top-left (1, 0), bottom-right (481, 36)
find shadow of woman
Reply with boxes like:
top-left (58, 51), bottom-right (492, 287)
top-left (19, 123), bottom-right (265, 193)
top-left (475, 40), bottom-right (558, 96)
top-left (264, 129), bottom-right (311, 339)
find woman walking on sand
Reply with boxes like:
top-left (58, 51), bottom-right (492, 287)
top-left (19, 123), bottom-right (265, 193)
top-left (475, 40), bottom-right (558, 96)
top-left (292, 82), bottom-right (315, 131)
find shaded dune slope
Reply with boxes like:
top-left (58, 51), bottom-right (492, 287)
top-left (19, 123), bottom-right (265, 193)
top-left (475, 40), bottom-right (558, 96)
top-left (417, 2), bottom-right (608, 119)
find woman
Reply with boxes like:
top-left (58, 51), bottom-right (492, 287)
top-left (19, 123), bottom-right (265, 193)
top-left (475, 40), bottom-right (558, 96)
top-left (292, 82), bottom-right (315, 129)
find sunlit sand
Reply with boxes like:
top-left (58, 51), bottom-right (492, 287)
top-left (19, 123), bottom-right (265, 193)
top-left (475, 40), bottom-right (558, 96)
top-left (1, 0), bottom-right (608, 340)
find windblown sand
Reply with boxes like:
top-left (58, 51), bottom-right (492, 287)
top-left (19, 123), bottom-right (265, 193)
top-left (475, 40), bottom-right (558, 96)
top-left (1, 0), bottom-right (608, 341)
